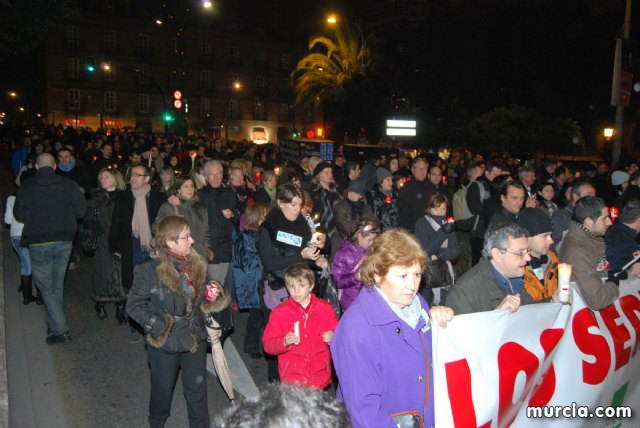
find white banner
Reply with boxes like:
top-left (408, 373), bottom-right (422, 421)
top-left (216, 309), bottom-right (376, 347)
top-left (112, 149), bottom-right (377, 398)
top-left (433, 279), bottom-right (640, 427)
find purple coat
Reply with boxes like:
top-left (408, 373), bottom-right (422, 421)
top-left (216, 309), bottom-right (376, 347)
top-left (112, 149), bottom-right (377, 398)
top-left (331, 240), bottom-right (367, 312)
top-left (332, 287), bottom-right (435, 428)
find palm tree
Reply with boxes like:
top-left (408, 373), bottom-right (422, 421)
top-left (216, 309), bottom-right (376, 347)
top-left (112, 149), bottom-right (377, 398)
top-left (291, 23), bottom-right (371, 108)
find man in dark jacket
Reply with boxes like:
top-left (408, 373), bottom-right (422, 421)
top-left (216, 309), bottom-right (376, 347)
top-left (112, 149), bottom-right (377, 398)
top-left (605, 199), bottom-right (640, 280)
top-left (488, 181), bottom-right (526, 228)
top-left (14, 153), bottom-right (87, 345)
top-left (198, 160), bottom-right (239, 284)
top-left (109, 163), bottom-right (165, 324)
top-left (398, 157), bottom-right (436, 232)
top-left (56, 146), bottom-right (90, 193)
top-left (446, 221), bottom-right (535, 315)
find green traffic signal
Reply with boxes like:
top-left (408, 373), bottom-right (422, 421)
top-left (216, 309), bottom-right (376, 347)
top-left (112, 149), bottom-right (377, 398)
top-left (86, 65), bottom-right (95, 72)
top-left (163, 112), bottom-right (174, 122)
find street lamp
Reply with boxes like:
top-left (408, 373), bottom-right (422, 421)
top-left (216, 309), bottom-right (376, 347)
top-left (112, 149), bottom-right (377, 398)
top-left (604, 127), bottom-right (614, 140)
top-left (224, 80), bottom-right (242, 142)
top-left (326, 14), bottom-right (365, 68)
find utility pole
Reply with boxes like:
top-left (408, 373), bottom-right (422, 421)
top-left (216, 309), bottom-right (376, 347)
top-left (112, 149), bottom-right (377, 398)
top-left (612, 0), bottom-right (632, 167)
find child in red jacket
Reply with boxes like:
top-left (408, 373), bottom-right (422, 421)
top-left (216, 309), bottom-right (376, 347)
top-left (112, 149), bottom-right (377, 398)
top-left (262, 263), bottom-right (339, 389)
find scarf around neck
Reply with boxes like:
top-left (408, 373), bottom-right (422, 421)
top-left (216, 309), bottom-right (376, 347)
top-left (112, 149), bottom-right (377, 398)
top-left (263, 185), bottom-right (276, 200)
top-left (375, 286), bottom-right (423, 329)
top-left (131, 184), bottom-right (152, 251)
top-left (58, 159), bottom-right (76, 172)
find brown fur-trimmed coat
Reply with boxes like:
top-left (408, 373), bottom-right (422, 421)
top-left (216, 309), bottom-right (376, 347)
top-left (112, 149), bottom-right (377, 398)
top-left (126, 251), bottom-right (230, 353)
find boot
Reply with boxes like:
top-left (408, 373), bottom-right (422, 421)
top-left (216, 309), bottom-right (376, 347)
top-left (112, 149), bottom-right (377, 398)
top-left (21, 275), bottom-right (36, 305)
top-left (115, 302), bottom-right (126, 325)
top-left (95, 303), bottom-right (108, 320)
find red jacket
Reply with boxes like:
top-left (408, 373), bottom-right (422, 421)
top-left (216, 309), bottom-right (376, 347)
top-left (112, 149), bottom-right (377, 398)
top-left (263, 294), bottom-right (339, 388)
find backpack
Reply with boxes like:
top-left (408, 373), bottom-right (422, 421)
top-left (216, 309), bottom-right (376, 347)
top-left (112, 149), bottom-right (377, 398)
top-left (452, 181), bottom-right (487, 231)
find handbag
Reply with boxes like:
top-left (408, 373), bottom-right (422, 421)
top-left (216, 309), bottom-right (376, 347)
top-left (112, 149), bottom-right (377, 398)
top-left (263, 280), bottom-right (289, 310)
top-left (81, 207), bottom-right (101, 255)
top-left (423, 258), bottom-right (453, 289)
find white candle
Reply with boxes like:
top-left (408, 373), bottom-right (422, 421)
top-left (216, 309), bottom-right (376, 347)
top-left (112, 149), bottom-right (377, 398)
top-left (148, 155), bottom-right (152, 168)
top-left (293, 321), bottom-right (300, 344)
top-left (558, 263), bottom-right (571, 304)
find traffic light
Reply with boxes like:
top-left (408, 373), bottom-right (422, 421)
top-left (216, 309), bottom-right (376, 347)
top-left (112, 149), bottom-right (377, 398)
top-left (163, 112), bottom-right (174, 122)
top-left (86, 64), bottom-right (95, 72)
top-left (173, 90), bottom-right (183, 109)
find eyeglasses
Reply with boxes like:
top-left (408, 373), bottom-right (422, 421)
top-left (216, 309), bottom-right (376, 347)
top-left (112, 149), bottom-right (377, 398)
top-left (130, 173), bottom-right (148, 178)
top-left (499, 248), bottom-right (531, 258)
top-left (177, 234), bottom-right (192, 241)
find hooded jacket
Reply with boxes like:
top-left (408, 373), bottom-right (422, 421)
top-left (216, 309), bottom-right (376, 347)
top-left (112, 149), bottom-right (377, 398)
top-left (331, 240), bottom-right (367, 311)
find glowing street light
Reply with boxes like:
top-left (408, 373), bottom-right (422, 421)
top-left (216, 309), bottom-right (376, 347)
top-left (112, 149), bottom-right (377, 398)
top-left (604, 127), bottom-right (614, 140)
top-left (9, 92), bottom-right (17, 98)
top-left (203, 1), bottom-right (213, 8)
top-left (326, 14), bottom-right (337, 24)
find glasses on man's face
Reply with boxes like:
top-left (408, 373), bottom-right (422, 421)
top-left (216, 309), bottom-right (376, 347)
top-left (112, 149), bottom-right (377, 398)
top-left (177, 234), bottom-right (192, 241)
top-left (130, 173), bottom-right (147, 178)
top-left (500, 248), bottom-right (531, 258)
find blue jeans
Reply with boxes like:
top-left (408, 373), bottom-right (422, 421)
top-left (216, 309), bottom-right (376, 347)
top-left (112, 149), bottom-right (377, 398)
top-left (10, 236), bottom-right (31, 275)
top-left (30, 241), bottom-right (73, 335)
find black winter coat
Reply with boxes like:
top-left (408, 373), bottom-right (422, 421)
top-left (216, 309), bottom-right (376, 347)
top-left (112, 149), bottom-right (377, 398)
top-left (108, 187), bottom-right (166, 291)
top-left (197, 184), bottom-right (239, 263)
top-left (14, 167), bottom-right (86, 245)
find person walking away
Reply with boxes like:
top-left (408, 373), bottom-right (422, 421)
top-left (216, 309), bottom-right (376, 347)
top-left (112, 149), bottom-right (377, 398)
top-left (13, 153), bottom-right (86, 344)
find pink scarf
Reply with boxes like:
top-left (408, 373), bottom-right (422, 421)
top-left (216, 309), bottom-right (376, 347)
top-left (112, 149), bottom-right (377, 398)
top-left (131, 184), bottom-right (152, 251)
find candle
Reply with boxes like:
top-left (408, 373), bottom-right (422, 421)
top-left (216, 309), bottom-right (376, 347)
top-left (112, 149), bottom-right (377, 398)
top-left (558, 263), bottom-right (571, 304)
top-left (609, 207), bottom-right (619, 220)
top-left (293, 321), bottom-right (300, 344)
top-left (190, 151), bottom-right (197, 170)
top-left (147, 154), bottom-right (152, 168)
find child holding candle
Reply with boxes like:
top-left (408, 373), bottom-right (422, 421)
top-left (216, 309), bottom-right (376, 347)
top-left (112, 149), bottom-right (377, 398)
top-left (262, 263), bottom-right (339, 389)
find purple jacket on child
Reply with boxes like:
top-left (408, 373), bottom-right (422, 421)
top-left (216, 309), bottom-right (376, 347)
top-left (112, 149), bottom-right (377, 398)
top-left (331, 240), bottom-right (367, 312)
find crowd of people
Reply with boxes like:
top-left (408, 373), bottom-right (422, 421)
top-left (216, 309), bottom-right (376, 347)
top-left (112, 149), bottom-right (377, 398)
top-left (5, 124), bottom-right (640, 427)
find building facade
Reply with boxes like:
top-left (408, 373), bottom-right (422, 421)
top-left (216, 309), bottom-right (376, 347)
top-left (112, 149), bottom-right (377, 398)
top-left (45, 10), bottom-right (321, 142)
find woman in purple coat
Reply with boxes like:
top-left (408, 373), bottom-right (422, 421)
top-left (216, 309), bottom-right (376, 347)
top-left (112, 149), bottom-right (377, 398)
top-left (332, 229), bottom-right (454, 428)
top-left (331, 219), bottom-right (379, 312)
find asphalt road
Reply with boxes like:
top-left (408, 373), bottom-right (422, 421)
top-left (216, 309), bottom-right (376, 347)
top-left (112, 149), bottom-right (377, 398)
top-left (1, 164), bottom-right (268, 427)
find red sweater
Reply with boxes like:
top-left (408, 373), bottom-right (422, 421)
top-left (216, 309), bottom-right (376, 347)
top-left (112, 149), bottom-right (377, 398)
top-left (263, 294), bottom-right (339, 388)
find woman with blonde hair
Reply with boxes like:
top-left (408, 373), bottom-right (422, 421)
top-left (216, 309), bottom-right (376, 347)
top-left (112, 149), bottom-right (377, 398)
top-left (86, 167), bottom-right (127, 320)
top-left (332, 229), bottom-right (454, 428)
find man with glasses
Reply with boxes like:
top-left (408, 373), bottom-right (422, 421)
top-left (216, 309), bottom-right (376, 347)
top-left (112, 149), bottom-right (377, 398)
top-left (109, 164), bottom-right (166, 325)
top-left (517, 208), bottom-right (559, 302)
top-left (559, 196), bottom-right (618, 310)
top-left (446, 221), bottom-right (535, 315)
